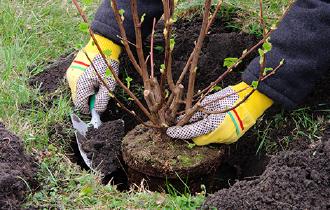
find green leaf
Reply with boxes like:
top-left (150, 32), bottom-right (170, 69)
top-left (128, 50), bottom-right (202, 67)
top-left (212, 85), bottom-right (222, 92)
top-left (170, 38), bottom-right (175, 51)
top-left (119, 9), bottom-right (125, 21)
top-left (78, 22), bottom-right (89, 33)
top-left (187, 143), bottom-right (196, 149)
top-left (105, 68), bottom-right (113, 78)
top-left (118, 9), bottom-right (125, 16)
top-left (258, 49), bottom-right (265, 64)
top-left (223, 57), bottom-right (239, 68)
top-left (103, 49), bottom-right (112, 57)
top-left (251, 81), bottom-right (259, 89)
top-left (262, 42), bottom-right (272, 53)
top-left (80, 185), bottom-right (93, 196)
top-left (140, 13), bottom-right (146, 23)
top-left (263, 67), bottom-right (273, 76)
top-left (82, 0), bottom-right (93, 5)
top-left (154, 45), bottom-right (164, 53)
top-left (160, 64), bottom-right (165, 74)
top-left (125, 76), bottom-right (133, 89)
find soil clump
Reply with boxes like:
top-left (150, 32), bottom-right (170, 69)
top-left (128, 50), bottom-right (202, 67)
top-left (80, 120), bottom-right (125, 176)
top-left (0, 123), bottom-right (38, 209)
top-left (122, 124), bottom-right (224, 193)
top-left (203, 129), bottom-right (330, 210)
top-left (29, 52), bottom-right (76, 93)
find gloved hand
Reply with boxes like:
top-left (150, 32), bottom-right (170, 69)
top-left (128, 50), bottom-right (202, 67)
top-left (66, 34), bottom-right (121, 114)
top-left (167, 82), bottom-right (273, 145)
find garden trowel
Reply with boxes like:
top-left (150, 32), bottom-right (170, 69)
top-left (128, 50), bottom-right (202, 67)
top-left (70, 95), bottom-right (101, 171)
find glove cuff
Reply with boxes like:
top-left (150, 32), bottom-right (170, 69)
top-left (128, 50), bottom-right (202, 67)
top-left (231, 82), bottom-right (273, 120)
top-left (84, 34), bottom-right (122, 62)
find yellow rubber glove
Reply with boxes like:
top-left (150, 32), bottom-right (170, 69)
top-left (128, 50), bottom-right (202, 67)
top-left (167, 82), bottom-right (273, 145)
top-left (66, 34), bottom-right (121, 114)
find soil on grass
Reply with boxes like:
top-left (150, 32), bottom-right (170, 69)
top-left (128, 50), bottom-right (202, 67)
top-left (0, 123), bottom-right (38, 210)
top-left (28, 13), bottom-right (329, 196)
top-left (203, 129), bottom-right (330, 210)
top-left (29, 52), bottom-right (76, 93)
top-left (122, 124), bottom-right (225, 193)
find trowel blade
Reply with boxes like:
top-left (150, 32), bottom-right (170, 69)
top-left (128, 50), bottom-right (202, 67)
top-left (70, 114), bottom-right (89, 137)
top-left (75, 131), bottom-right (94, 170)
top-left (71, 113), bottom-right (95, 171)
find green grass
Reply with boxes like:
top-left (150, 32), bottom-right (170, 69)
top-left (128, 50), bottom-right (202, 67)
top-left (0, 0), bottom-right (206, 208)
top-left (255, 108), bottom-right (328, 154)
top-left (177, 0), bottom-right (293, 36)
top-left (1, 0), bottom-right (327, 209)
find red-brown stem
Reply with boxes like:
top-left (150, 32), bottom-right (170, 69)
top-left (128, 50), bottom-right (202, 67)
top-left (203, 86), bottom-right (250, 107)
top-left (72, 0), bottom-right (154, 123)
top-left (170, 84), bottom-right (184, 119)
top-left (200, 89), bottom-right (255, 115)
top-left (179, 9), bottom-right (273, 125)
top-left (258, 0), bottom-right (267, 79)
top-left (162, 0), bottom-right (176, 92)
top-left (176, 53), bottom-right (193, 86)
top-left (130, 0), bottom-right (150, 88)
top-left (179, 0), bottom-right (288, 123)
top-left (193, 0), bottom-right (293, 101)
top-left (194, 31), bottom-right (272, 99)
top-left (150, 18), bottom-right (157, 79)
top-left (259, 0), bottom-right (267, 37)
top-left (261, 61), bottom-right (284, 81)
top-left (192, 56), bottom-right (284, 116)
top-left (176, 0), bottom-right (222, 87)
top-left (83, 51), bottom-right (161, 129)
top-left (197, 61), bottom-right (284, 116)
top-left (207, 0), bottom-right (223, 31)
top-left (110, 0), bottom-right (142, 76)
top-left (185, 0), bottom-right (212, 112)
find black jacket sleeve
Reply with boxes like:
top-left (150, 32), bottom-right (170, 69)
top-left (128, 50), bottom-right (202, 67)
top-left (91, 0), bottom-right (163, 45)
top-left (242, 0), bottom-right (330, 109)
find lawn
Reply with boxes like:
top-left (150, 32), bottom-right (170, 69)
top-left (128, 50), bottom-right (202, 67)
top-left (0, 0), bottom-right (328, 209)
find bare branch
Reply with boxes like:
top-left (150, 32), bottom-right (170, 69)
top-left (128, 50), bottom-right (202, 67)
top-left (150, 18), bottom-right (157, 79)
top-left (176, 0), bottom-right (223, 87)
top-left (110, 0), bottom-right (142, 76)
top-left (72, 0), bottom-right (154, 124)
top-left (83, 51), bottom-right (160, 129)
top-left (185, 0), bottom-right (215, 112)
top-left (130, 0), bottom-right (150, 88)
top-left (162, 0), bottom-right (176, 92)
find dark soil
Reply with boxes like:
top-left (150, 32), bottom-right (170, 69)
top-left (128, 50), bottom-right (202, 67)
top-left (203, 129), bottom-right (330, 210)
top-left (0, 123), bottom-right (38, 210)
top-left (28, 13), bottom-right (330, 199)
top-left (80, 120), bottom-right (125, 176)
top-left (29, 52), bottom-right (76, 93)
top-left (122, 124), bottom-right (224, 193)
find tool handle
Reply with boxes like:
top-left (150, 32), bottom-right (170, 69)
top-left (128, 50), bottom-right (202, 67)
top-left (89, 95), bottom-right (102, 128)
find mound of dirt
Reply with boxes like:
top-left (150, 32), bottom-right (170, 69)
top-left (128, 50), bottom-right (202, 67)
top-left (203, 130), bottom-right (330, 210)
top-left (0, 123), bottom-right (38, 209)
top-left (80, 119), bottom-right (125, 176)
top-left (122, 124), bottom-right (224, 193)
top-left (29, 52), bottom-right (76, 93)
